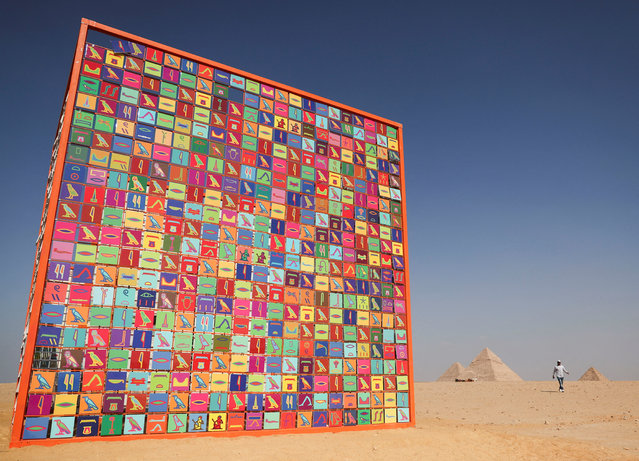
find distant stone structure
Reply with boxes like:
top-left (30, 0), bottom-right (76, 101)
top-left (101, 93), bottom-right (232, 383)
top-left (437, 362), bottom-right (464, 381)
top-left (579, 367), bottom-right (609, 381)
top-left (465, 348), bottom-right (522, 381)
top-left (436, 347), bottom-right (523, 382)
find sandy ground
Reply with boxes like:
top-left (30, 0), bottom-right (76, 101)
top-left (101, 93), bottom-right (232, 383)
top-left (1, 381), bottom-right (637, 460)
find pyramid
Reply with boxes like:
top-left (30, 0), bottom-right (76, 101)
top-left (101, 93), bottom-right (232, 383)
top-left (464, 348), bottom-right (523, 381)
top-left (456, 369), bottom-right (477, 381)
top-left (437, 362), bottom-right (464, 381)
top-left (579, 367), bottom-right (609, 381)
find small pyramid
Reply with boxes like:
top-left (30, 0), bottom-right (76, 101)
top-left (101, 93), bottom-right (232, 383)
top-left (579, 367), bottom-right (609, 381)
top-left (465, 348), bottom-right (523, 381)
top-left (437, 362), bottom-right (464, 381)
top-left (456, 369), bottom-right (477, 381)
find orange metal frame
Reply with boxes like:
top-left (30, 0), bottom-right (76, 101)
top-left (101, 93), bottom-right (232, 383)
top-left (10, 18), bottom-right (414, 447)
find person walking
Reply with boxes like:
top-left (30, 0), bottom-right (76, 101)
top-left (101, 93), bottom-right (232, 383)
top-left (552, 360), bottom-right (569, 392)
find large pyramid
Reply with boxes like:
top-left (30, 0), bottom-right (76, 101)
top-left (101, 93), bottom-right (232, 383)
top-left (464, 348), bottom-right (523, 381)
top-left (437, 362), bottom-right (464, 381)
top-left (579, 367), bottom-right (609, 381)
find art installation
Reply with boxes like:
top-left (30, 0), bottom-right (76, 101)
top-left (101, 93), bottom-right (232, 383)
top-left (10, 19), bottom-right (413, 445)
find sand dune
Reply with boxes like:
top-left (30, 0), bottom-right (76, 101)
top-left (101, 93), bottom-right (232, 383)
top-left (1, 381), bottom-right (637, 460)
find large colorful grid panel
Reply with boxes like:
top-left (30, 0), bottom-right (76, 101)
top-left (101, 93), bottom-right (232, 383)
top-left (13, 21), bottom-right (411, 444)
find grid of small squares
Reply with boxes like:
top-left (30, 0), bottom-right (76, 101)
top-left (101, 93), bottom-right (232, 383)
top-left (21, 36), bottom-right (409, 440)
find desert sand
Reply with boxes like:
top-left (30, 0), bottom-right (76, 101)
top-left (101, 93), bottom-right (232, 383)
top-left (1, 381), bottom-right (637, 460)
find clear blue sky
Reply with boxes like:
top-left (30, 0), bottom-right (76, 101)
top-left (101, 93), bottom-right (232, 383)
top-left (0, 1), bottom-right (637, 382)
